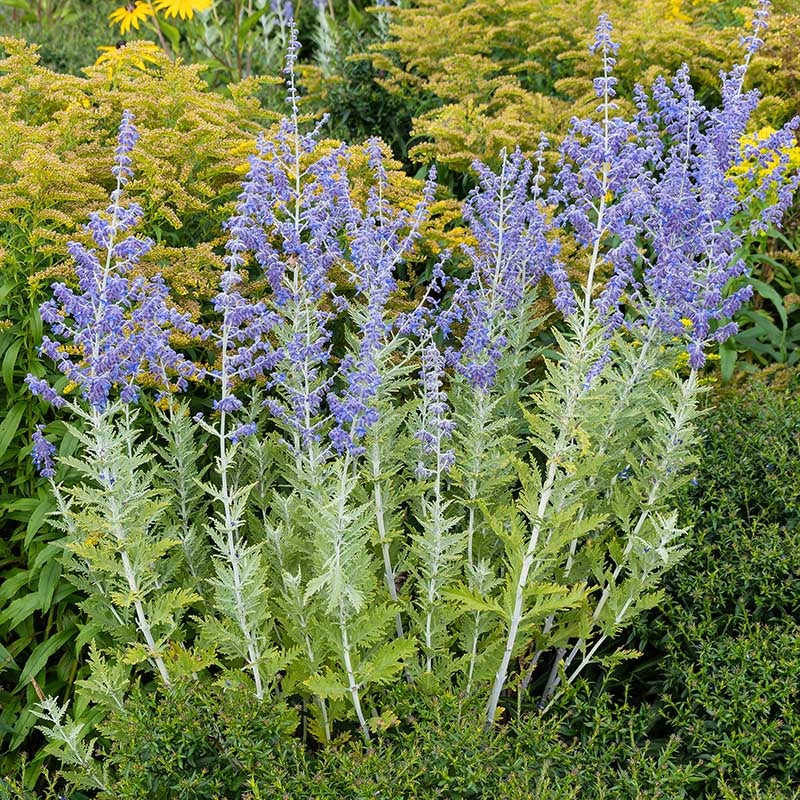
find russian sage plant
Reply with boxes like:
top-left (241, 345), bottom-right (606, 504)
top-left (26, 2), bottom-right (799, 762)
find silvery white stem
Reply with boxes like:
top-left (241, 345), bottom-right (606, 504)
top-left (340, 614), bottom-right (370, 742)
top-left (372, 440), bottom-right (404, 638)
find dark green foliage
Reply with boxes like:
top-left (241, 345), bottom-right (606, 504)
top-left (682, 367), bottom-right (800, 533)
top-left (662, 619), bottom-right (800, 794)
top-left (100, 680), bottom-right (697, 800)
top-left (621, 367), bottom-right (800, 798)
top-left (0, 1), bottom-right (112, 76)
top-left (99, 680), bottom-right (304, 800)
top-left (316, 43), bottom-right (419, 166)
top-left (98, 676), bottom-right (800, 800)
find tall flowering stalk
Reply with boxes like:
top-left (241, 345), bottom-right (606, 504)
top-left (212, 28), bottom-right (433, 737)
top-left (27, 112), bottom-right (202, 690)
top-left (410, 336), bottom-right (460, 674)
top-left (442, 144), bottom-right (573, 564)
top-left (483, 4), bottom-right (799, 727)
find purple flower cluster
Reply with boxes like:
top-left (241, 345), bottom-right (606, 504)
top-left (328, 139), bottom-right (436, 455)
top-left (741, 0), bottom-right (771, 56)
top-left (223, 61), bottom-right (436, 456)
top-left (415, 338), bottom-right (456, 480)
top-left (271, 0), bottom-right (294, 22)
top-left (31, 424), bottom-right (56, 479)
top-left (439, 146), bottom-right (573, 391)
top-left (551, 16), bottom-right (656, 335)
top-left (221, 119), bottom-right (350, 451)
top-left (27, 112), bottom-right (202, 412)
top-left (552, 9), bottom-right (799, 368)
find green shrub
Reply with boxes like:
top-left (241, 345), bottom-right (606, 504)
top-left (662, 620), bottom-right (800, 794)
top-left (621, 368), bottom-right (800, 797)
top-left (97, 681), bottom-right (725, 800)
top-left (99, 681), bottom-right (304, 800)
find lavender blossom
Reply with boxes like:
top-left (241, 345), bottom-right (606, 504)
top-left (551, 18), bottom-right (656, 337)
top-left (27, 113), bottom-right (202, 411)
top-left (31, 424), bottom-right (56, 479)
top-left (551, 10), bottom-right (799, 369)
top-left (415, 338), bottom-right (456, 480)
top-left (440, 146), bottom-right (573, 392)
top-left (219, 113), bottom-right (350, 454)
top-left (328, 140), bottom-right (436, 455)
top-left (636, 56), bottom-right (799, 366)
top-left (224, 61), bottom-right (437, 459)
top-left (228, 421), bottom-right (258, 444)
top-left (741, 0), bottom-right (771, 57)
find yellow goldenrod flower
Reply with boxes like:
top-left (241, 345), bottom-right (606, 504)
top-left (674, 351), bottom-right (690, 369)
top-left (729, 128), bottom-right (800, 187)
top-left (153, 0), bottom-right (212, 20)
top-left (667, 0), bottom-right (692, 23)
top-left (95, 41), bottom-right (163, 75)
top-left (109, 1), bottom-right (154, 35)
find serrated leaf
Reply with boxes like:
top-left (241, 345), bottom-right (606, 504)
top-left (357, 638), bottom-right (416, 687)
top-left (304, 668), bottom-right (349, 700)
top-left (444, 583), bottom-right (505, 617)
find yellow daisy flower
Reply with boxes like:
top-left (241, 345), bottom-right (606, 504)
top-left (152, 0), bottom-right (213, 20)
top-left (109, 1), bottom-right (154, 35)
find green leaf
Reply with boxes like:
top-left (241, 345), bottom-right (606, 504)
top-left (239, 5), bottom-right (270, 40)
top-left (357, 638), bottom-right (416, 687)
top-left (0, 593), bottom-right (42, 630)
top-left (16, 628), bottom-right (74, 689)
top-left (0, 0), bottom-right (33, 12)
top-left (444, 583), bottom-right (505, 617)
top-left (304, 668), bottom-right (349, 700)
top-left (159, 18), bottom-right (181, 52)
top-left (31, 542), bottom-right (62, 574)
top-left (25, 497), bottom-right (55, 547)
top-left (720, 340), bottom-right (737, 383)
top-left (749, 278), bottom-right (788, 330)
top-left (0, 641), bottom-right (19, 672)
top-left (1, 336), bottom-right (22, 393)
top-left (0, 401), bottom-right (26, 461)
top-left (0, 571), bottom-right (30, 605)
top-left (36, 559), bottom-right (61, 611)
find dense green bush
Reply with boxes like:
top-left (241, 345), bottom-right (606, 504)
top-left (57, 675), bottom-right (791, 800)
top-left (621, 367), bottom-right (800, 798)
top-left (92, 681), bottom-right (696, 800)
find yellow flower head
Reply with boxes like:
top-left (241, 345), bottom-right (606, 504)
top-left (109, 1), bottom-right (154, 35)
top-left (95, 41), bottom-right (164, 76)
top-left (729, 127), bottom-right (800, 192)
top-left (153, 0), bottom-right (212, 19)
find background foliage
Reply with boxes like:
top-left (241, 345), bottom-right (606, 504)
top-left (621, 366), bottom-right (800, 798)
